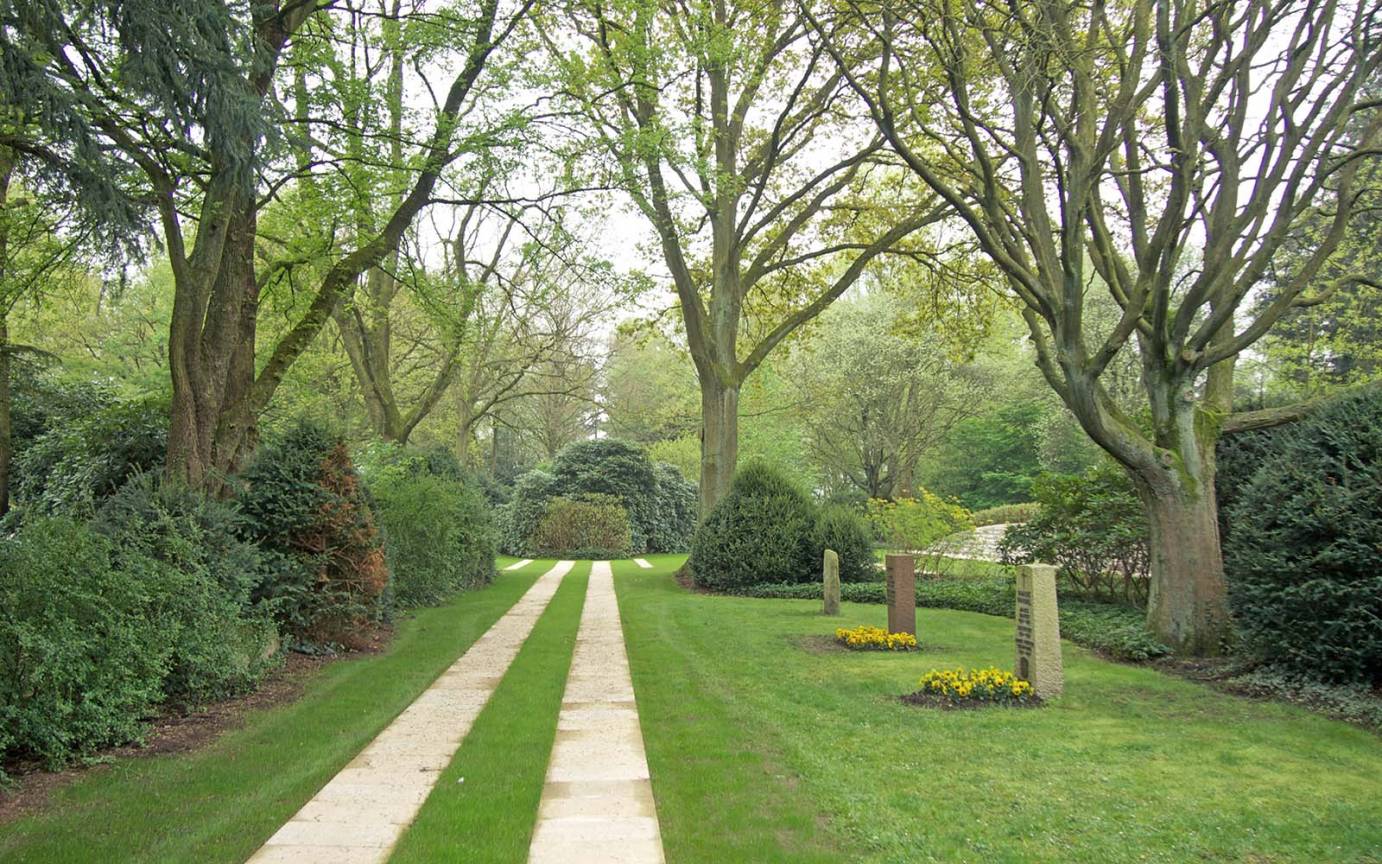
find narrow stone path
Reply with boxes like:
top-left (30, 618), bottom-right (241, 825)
top-left (528, 561), bottom-right (665, 864)
top-left (505, 558), bottom-right (534, 571)
top-left (633, 558), bottom-right (653, 569)
top-left (247, 561), bottom-right (574, 864)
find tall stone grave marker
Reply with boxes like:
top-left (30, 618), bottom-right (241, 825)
top-left (822, 549), bottom-right (841, 616)
top-left (1015, 563), bottom-right (1063, 697)
top-left (884, 554), bottom-right (917, 636)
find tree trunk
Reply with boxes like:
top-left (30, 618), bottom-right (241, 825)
top-left (166, 200), bottom-right (259, 490)
top-left (1133, 473), bottom-right (1231, 654)
top-left (699, 375), bottom-right (739, 517)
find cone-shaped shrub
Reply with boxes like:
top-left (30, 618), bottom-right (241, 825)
top-left (689, 461), bottom-right (818, 591)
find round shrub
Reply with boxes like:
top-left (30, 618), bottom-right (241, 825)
top-left (649, 462), bottom-right (698, 553)
top-left (0, 518), bottom-right (173, 768)
top-left (688, 461), bottom-right (818, 591)
top-left (1225, 388), bottom-right (1382, 684)
top-left (550, 439), bottom-right (658, 552)
top-left (530, 495), bottom-right (632, 559)
top-left (813, 504), bottom-right (876, 582)
top-left (238, 422), bottom-right (390, 646)
top-left (501, 468), bottom-right (560, 555)
top-left (371, 472), bottom-right (497, 608)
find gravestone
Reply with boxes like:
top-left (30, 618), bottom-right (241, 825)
top-left (884, 554), bottom-right (917, 636)
top-left (1015, 563), bottom-right (1063, 698)
top-left (822, 549), bottom-right (841, 616)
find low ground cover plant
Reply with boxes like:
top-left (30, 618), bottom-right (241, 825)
top-left (904, 666), bottom-right (1035, 707)
top-left (835, 624), bottom-right (918, 651)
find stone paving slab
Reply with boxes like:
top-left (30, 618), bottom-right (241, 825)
top-left (633, 558), bottom-right (653, 569)
top-left (505, 558), bottom-right (534, 570)
top-left (528, 561), bottom-right (665, 864)
top-left (246, 560), bottom-right (574, 864)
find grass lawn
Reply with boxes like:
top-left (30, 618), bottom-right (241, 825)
top-left (0, 560), bottom-right (553, 864)
top-left (617, 556), bottom-right (1382, 864)
top-left (389, 561), bottom-right (589, 863)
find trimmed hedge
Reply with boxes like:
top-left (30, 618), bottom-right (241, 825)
top-left (732, 576), bottom-right (1170, 662)
top-left (1224, 387), bottom-right (1382, 685)
top-left (970, 502), bottom-right (1039, 526)
top-left (531, 495), bottom-right (632, 559)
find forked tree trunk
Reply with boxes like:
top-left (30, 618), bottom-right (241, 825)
top-left (699, 375), bottom-right (739, 518)
top-left (166, 202), bottom-right (260, 490)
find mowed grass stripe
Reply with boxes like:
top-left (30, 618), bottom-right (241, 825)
top-left (389, 562), bottom-right (591, 864)
top-left (0, 565), bottom-right (550, 864)
top-left (612, 556), bottom-right (843, 864)
top-left (615, 556), bottom-right (1382, 863)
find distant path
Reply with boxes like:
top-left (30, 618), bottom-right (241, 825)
top-left (528, 560), bottom-right (665, 864)
top-left (932, 524), bottom-right (1012, 562)
top-left (245, 561), bottom-right (573, 864)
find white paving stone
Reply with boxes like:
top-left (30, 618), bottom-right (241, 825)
top-left (529, 561), bottom-right (665, 864)
top-left (504, 558), bottom-right (535, 570)
top-left (632, 558), bottom-right (653, 569)
top-left (245, 561), bottom-right (573, 864)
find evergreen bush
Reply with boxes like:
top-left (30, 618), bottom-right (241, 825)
top-left (812, 504), bottom-right (875, 582)
top-left (12, 395), bottom-right (168, 515)
top-left (238, 422), bottom-right (390, 646)
top-left (371, 472), bottom-right (496, 608)
top-left (649, 462), bottom-right (698, 553)
top-left (688, 461), bottom-right (817, 591)
top-left (1224, 388), bottom-right (1382, 684)
top-left (501, 468), bottom-right (559, 555)
top-left (550, 439), bottom-right (659, 551)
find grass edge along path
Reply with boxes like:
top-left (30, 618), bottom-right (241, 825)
top-left (388, 562), bottom-right (591, 864)
top-left (0, 561), bottom-right (552, 864)
top-left (614, 555), bottom-right (845, 864)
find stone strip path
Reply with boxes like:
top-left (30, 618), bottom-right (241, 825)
top-left (247, 561), bottom-right (575, 864)
top-left (505, 558), bottom-right (534, 571)
top-left (528, 561), bottom-right (665, 864)
top-left (633, 558), bottom-right (653, 569)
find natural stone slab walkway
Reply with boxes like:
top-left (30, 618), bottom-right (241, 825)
top-left (505, 558), bottom-right (534, 571)
top-left (528, 561), bottom-right (664, 864)
top-left (247, 560), bottom-right (574, 864)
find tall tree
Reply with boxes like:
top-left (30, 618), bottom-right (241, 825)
top-left (0, 0), bottom-right (532, 487)
top-left (815, 0), bottom-right (1382, 652)
top-left (543, 0), bottom-right (948, 515)
top-left (792, 289), bottom-right (982, 499)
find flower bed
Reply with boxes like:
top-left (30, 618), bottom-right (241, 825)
top-left (835, 625), bottom-right (919, 651)
top-left (902, 666), bottom-right (1037, 708)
